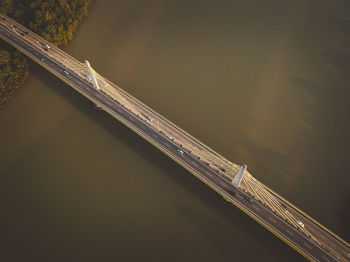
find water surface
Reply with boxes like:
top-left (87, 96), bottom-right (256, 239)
top-left (1, 0), bottom-right (350, 261)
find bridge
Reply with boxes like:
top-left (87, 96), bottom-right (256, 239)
top-left (1, 13), bottom-right (349, 262)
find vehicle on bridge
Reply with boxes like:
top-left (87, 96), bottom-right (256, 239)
top-left (177, 149), bottom-right (184, 155)
top-left (280, 203), bottom-right (288, 211)
top-left (19, 30), bottom-right (28, 36)
top-left (37, 40), bottom-right (50, 51)
top-left (243, 195), bottom-right (254, 203)
top-left (297, 220), bottom-right (305, 228)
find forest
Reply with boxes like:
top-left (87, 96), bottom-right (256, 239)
top-left (0, 0), bottom-right (91, 107)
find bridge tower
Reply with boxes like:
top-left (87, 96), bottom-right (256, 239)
top-left (232, 164), bottom-right (247, 187)
top-left (85, 60), bottom-right (100, 90)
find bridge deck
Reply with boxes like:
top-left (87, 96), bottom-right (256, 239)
top-left (1, 13), bottom-right (349, 262)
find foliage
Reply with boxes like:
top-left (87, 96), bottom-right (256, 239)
top-left (0, 0), bottom-right (91, 107)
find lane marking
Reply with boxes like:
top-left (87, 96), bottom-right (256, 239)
top-left (304, 243), bottom-right (313, 249)
top-left (318, 234), bottom-right (326, 240)
top-left (191, 161), bottom-right (199, 167)
top-left (269, 217), bottom-right (277, 223)
top-left (252, 205), bottom-right (259, 211)
top-left (330, 242), bottom-right (337, 248)
top-left (322, 256), bottom-right (331, 262)
top-left (287, 230), bottom-right (294, 236)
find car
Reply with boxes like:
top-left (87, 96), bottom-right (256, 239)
top-left (37, 41), bottom-right (50, 51)
top-left (243, 195), bottom-right (254, 203)
top-left (177, 149), bottom-right (184, 155)
top-left (63, 70), bottom-right (69, 75)
top-left (280, 203), bottom-right (288, 211)
top-left (40, 57), bottom-right (45, 62)
top-left (81, 73), bottom-right (91, 80)
top-left (146, 116), bottom-right (153, 121)
top-left (297, 220), bottom-right (304, 228)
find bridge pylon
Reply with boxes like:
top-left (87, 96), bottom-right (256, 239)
top-left (232, 164), bottom-right (247, 187)
top-left (85, 60), bottom-right (100, 90)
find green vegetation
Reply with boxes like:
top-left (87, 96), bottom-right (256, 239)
top-left (0, 0), bottom-right (91, 107)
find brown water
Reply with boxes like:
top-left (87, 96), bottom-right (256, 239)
top-left (1, 0), bottom-right (350, 261)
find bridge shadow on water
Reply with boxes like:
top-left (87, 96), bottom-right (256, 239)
top-left (29, 61), bottom-right (303, 261)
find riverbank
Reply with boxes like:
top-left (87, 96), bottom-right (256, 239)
top-left (0, 0), bottom-right (92, 108)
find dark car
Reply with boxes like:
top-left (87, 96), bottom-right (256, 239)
top-left (244, 195), bottom-right (254, 203)
top-left (281, 203), bottom-right (288, 211)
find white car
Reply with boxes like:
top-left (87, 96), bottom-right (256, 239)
top-left (297, 220), bottom-right (304, 228)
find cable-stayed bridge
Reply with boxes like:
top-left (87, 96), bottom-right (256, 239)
top-left (1, 13), bottom-right (349, 262)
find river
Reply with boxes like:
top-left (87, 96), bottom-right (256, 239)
top-left (0, 0), bottom-right (349, 261)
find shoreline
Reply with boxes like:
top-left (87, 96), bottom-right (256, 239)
top-left (0, 69), bottom-right (29, 109)
top-left (0, 0), bottom-right (92, 108)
